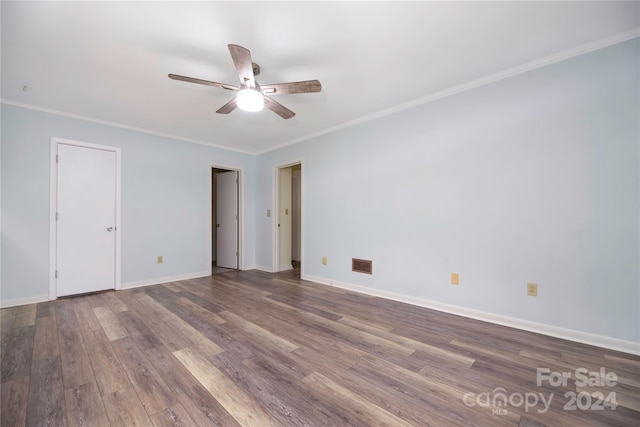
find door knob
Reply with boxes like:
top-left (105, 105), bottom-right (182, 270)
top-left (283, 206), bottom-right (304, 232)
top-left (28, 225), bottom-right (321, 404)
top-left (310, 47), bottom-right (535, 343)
top-left (106, 226), bottom-right (114, 232)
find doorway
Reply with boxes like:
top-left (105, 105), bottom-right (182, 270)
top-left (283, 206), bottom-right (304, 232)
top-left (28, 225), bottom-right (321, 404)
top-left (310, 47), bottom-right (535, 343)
top-left (49, 138), bottom-right (121, 299)
top-left (274, 162), bottom-right (302, 272)
top-left (212, 167), bottom-right (240, 273)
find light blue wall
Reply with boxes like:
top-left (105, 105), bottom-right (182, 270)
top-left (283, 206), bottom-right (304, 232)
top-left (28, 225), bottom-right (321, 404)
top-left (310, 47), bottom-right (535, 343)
top-left (256, 39), bottom-right (640, 342)
top-left (1, 105), bottom-right (256, 302)
top-left (2, 39), bottom-right (638, 344)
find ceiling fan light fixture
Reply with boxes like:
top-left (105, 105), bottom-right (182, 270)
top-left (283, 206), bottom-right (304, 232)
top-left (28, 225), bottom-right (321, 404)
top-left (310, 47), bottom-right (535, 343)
top-left (169, 44), bottom-right (320, 119)
top-left (236, 88), bottom-right (264, 112)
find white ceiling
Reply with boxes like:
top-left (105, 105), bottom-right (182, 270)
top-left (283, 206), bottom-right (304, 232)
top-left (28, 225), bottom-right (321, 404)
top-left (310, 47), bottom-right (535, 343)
top-left (2, 1), bottom-right (639, 154)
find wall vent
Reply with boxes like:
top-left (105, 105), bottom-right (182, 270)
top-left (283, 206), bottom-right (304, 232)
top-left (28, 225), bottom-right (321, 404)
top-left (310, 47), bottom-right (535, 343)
top-left (352, 258), bottom-right (373, 274)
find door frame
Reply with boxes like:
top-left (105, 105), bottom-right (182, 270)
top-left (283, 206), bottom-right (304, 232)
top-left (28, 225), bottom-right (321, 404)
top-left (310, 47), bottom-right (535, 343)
top-left (272, 160), bottom-right (303, 273)
top-left (49, 137), bottom-right (122, 300)
top-left (210, 164), bottom-right (244, 274)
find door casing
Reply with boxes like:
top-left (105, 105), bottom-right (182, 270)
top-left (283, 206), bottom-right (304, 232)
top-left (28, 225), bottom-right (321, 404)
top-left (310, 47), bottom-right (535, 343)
top-left (273, 160), bottom-right (303, 273)
top-left (278, 167), bottom-right (293, 271)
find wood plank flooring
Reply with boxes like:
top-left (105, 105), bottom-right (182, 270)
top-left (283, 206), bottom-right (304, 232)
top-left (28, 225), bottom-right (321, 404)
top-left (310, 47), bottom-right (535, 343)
top-left (1, 269), bottom-right (639, 426)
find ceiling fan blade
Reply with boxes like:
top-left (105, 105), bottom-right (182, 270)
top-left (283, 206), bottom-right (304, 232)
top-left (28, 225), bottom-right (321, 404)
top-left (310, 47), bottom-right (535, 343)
top-left (264, 95), bottom-right (295, 119)
top-left (168, 74), bottom-right (237, 90)
top-left (261, 80), bottom-right (322, 95)
top-left (228, 44), bottom-right (255, 88)
top-left (216, 97), bottom-right (237, 114)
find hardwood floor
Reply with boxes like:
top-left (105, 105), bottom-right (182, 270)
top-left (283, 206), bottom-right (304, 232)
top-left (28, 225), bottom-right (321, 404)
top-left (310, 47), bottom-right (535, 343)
top-left (1, 269), bottom-right (638, 426)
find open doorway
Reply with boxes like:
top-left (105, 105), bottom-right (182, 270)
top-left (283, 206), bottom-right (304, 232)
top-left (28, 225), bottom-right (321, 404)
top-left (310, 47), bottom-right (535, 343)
top-left (274, 162), bottom-right (302, 273)
top-left (212, 167), bottom-right (240, 274)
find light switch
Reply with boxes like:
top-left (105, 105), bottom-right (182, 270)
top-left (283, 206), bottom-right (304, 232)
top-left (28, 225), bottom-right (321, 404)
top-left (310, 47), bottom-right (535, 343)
top-left (267, 209), bottom-right (271, 217)
top-left (285, 208), bottom-right (289, 215)
top-left (451, 273), bottom-right (459, 285)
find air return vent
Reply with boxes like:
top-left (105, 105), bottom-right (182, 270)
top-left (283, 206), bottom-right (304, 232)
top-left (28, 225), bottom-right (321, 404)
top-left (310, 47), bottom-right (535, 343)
top-left (352, 258), bottom-right (373, 274)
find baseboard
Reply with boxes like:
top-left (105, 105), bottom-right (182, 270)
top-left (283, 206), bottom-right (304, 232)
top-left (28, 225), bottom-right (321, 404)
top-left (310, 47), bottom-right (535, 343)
top-left (122, 271), bottom-right (210, 290)
top-left (302, 274), bottom-right (331, 286)
top-left (254, 265), bottom-right (273, 273)
top-left (301, 274), bottom-right (640, 356)
top-left (0, 294), bottom-right (50, 308)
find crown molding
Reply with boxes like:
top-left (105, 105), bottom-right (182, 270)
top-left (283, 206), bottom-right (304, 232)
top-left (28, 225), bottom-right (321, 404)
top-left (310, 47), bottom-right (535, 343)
top-left (259, 28), bottom-right (640, 155)
top-left (3, 28), bottom-right (638, 156)
top-left (0, 99), bottom-right (255, 155)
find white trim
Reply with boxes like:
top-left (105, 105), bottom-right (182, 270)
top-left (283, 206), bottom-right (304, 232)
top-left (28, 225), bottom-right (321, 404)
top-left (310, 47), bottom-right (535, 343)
top-left (0, 103), bottom-right (2, 299)
top-left (301, 274), bottom-right (640, 356)
top-left (49, 137), bottom-right (122, 300)
top-left (49, 142), bottom-right (57, 299)
top-left (253, 265), bottom-right (273, 273)
top-left (1, 100), bottom-right (254, 155)
top-left (256, 28), bottom-right (640, 155)
top-left (301, 274), bottom-right (331, 286)
top-left (272, 160), bottom-right (304, 274)
top-left (210, 164), bottom-right (244, 274)
top-left (5, 31), bottom-right (637, 157)
top-left (121, 271), bottom-right (210, 290)
top-left (1, 294), bottom-right (49, 309)
top-left (272, 168), bottom-right (277, 272)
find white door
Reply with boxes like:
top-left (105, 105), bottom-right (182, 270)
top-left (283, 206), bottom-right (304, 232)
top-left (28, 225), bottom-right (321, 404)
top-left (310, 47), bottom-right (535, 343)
top-left (216, 171), bottom-right (238, 269)
top-left (56, 143), bottom-right (117, 297)
top-left (278, 167), bottom-right (292, 271)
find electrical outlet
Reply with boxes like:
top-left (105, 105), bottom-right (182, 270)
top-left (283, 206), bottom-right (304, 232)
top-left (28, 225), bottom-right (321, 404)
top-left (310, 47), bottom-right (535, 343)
top-left (322, 256), bottom-right (328, 265)
top-left (527, 283), bottom-right (538, 296)
top-left (451, 273), bottom-right (459, 285)
top-left (157, 256), bottom-right (163, 264)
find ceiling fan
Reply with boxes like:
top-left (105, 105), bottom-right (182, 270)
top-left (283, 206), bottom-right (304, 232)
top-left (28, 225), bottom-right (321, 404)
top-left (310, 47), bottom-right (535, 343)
top-left (169, 44), bottom-right (321, 119)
